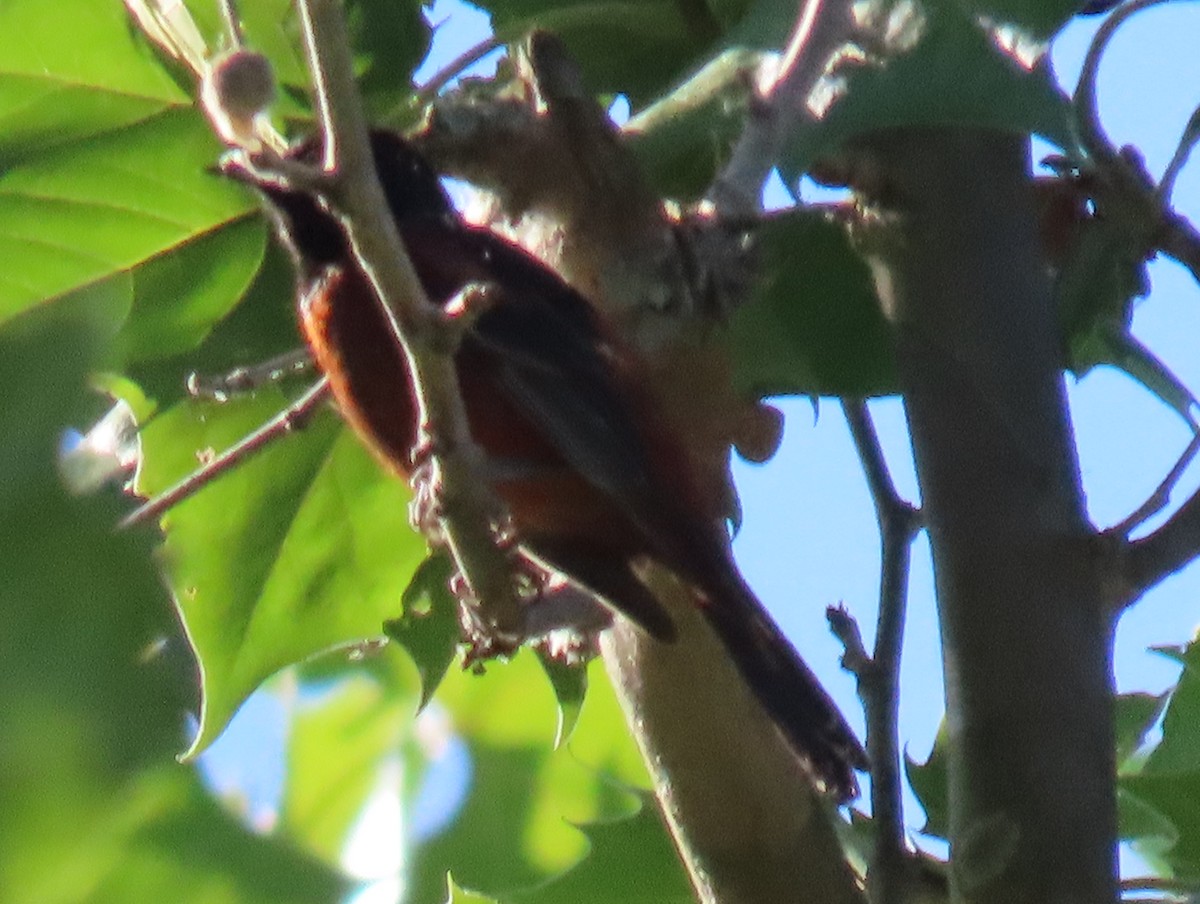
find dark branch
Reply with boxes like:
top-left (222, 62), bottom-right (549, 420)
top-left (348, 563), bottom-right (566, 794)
top-left (1110, 430), bottom-right (1200, 538)
top-left (290, 0), bottom-right (528, 641)
top-left (1123, 485), bottom-right (1200, 603)
top-left (833, 399), bottom-right (922, 904)
top-left (1075, 0), bottom-right (1200, 287)
top-left (120, 377), bottom-right (331, 530)
top-left (707, 0), bottom-right (856, 214)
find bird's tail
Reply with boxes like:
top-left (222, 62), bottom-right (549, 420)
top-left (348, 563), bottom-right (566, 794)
top-left (696, 568), bottom-right (868, 801)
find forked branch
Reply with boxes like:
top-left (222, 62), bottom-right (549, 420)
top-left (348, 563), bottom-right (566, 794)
top-left (830, 399), bottom-right (922, 904)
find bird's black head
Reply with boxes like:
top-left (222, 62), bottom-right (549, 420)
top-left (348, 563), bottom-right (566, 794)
top-left (366, 130), bottom-right (455, 226)
top-left (219, 130), bottom-right (455, 278)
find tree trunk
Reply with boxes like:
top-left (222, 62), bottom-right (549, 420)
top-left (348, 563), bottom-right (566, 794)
top-left (860, 129), bottom-right (1118, 904)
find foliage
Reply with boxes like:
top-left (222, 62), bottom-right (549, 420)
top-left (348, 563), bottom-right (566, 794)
top-left (2, 0), bottom-right (1197, 901)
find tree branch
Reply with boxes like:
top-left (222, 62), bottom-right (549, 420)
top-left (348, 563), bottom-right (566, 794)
top-left (707, 0), bottom-right (856, 215)
top-left (119, 378), bottom-right (332, 530)
top-left (833, 399), bottom-right (922, 904)
top-left (1123, 484), bottom-right (1200, 602)
top-left (603, 575), bottom-right (865, 904)
top-left (1109, 430), bottom-right (1200, 538)
top-left (1074, 0), bottom-right (1200, 287)
top-left (280, 0), bottom-right (528, 642)
top-left (857, 129), bottom-right (1117, 904)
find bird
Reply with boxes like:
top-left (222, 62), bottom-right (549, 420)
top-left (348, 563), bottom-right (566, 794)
top-left (222, 130), bottom-right (868, 799)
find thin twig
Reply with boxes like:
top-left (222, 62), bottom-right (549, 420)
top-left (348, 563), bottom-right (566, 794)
top-left (1124, 481), bottom-right (1200, 603)
top-left (293, 0), bottom-right (526, 641)
top-left (1158, 107), bottom-right (1200, 204)
top-left (414, 34), bottom-right (506, 104)
top-left (119, 377), bottom-right (331, 530)
top-left (1120, 875), bottom-right (1200, 895)
top-left (1075, 0), bottom-right (1164, 166)
top-left (1110, 430), bottom-right (1200, 537)
top-left (1073, 0), bottom-right (1200, 286)
top-left (836, 398), bottom-right (922, 904)
top-left (186, 347), bottom-right (314, 401)
top-left (1159, 208), bottom-right (1200, 287)
top-left (217, 0), bottom-right (245, 47)
top-left (707, 0), bottom-right (856, 215)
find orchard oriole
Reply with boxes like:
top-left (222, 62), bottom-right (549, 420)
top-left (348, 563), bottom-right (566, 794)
top-left (224, 131), bottom-right (867, 799)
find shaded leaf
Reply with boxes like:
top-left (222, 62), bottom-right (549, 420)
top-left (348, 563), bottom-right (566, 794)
top-left (118, 217), bottom-right (268, 363)
top-left (346, 0), bottom-right (434, 115)
top-left (486, 0), bottom-right (734, 105)
top-left (626, 48), bottom-right (764, 200)
top-left (731, 209), bottom-right (895, 398)
top-left (781, 4), bottom-right (1072, 180)
top-left (1147, 639), bottom-right (1200, 775)
top-left (1116, 691), bottom-right (1170, 771)
top-left (0, 302), bottom-right (346, 904)
top-left (906, 724), bottom-right (950, 839)
top-left (1121, 772), bottom-right (1200, 880)
top-left (536, 651), bottom-right (589, 749)
top-left (386, 554), bottom-right (462, 711)
top-left (1117, 786), bottom-right (1178, 849)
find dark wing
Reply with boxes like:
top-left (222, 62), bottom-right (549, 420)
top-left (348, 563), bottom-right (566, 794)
top-left (402, 221), bottom-right (680, 538)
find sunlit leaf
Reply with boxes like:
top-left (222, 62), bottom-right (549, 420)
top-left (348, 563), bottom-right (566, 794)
top-left (280, 657), bottom-right (420, 865)
top-left (0, 0), bottom-right (186, 159)
top-left (513, 800), bottom-right (692, 903)
top-left (136, 395), bottom-right (422, 755)
top-left (0, 110), bottom-right (255, 326)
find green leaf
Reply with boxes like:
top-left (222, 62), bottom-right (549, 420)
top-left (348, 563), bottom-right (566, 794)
top-left (346, 0), bottom-right (433, 115)
top-left (117, 217), bottom-right (268, 364)
top-left (536, 651), bottom-right (589, 749)
top-left (280, 656), bottom-right (420, 865)
top-left (952, 0), bottom-right (1087, 38)
top-left (1121, 772), bottom-right (1200, 880)
top-left (731, 209), bottom-right (895, 398)
top-left (0, 302), bottom-right (346, 904)
top-left (781, 4), bottom-right (1072, 179)
top-left (1117, 786), bottom-right (1178, 849)
top-left (136, 395), bottom-right (423, 755)
top-left (512, 801), bottom-right (693, 903)
top-left (129, 241), bottom-right (309, 407)
top-left (446, 876), bottom-right (502, 903)
top-left (1147, 639), bottom-right (1200, 775)
top-left (486, 0), bottom-right (727, 105)
top-left (386, 554), bottom-right (462, 711)
top-left (0, 109), bottom-right (255, 326)
top-left (906, 724), bottom-right (951, 839)
top-left (0, 0), bottom-right (186, 160)
top-left (1116, 691), bottom-right (1170, 771)
top-left (406, 657), bottom-right (648, 903)
top-left (626, 48), bottom-right (764, 200)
